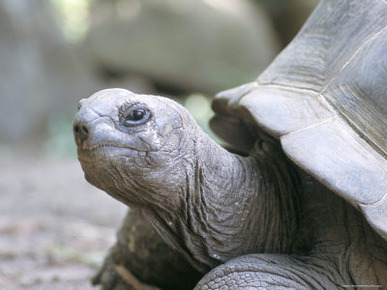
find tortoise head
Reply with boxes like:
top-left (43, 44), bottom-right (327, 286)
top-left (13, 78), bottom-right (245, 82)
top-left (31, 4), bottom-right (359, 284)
top-left (73, 88), bottom-right (197, 209)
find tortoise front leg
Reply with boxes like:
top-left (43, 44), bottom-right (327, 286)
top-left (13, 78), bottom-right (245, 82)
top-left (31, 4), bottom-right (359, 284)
top-left (93, 209), bottom-right (201, 290)
top-left (194, 254), bottom-right (349, 289)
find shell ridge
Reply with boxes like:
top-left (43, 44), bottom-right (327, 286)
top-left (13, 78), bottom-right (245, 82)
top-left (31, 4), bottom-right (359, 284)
top-left (320, 24), bottom-right (387, 98)
top-left (254, 82), bottom-right (320, 95)
top-left (360, 191), bottom-right (387, 208)
top-left (279, 115), bottom-right (338, 139)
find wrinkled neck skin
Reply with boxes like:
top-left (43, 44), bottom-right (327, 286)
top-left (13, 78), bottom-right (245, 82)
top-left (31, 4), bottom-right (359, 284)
top-left (155, 130), bottom-right (301, 273)
top-left (81, 117), bottom-right (301, 274)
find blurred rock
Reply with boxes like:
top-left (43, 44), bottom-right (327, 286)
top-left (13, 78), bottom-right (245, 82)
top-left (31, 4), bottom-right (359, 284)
top-left (0, 0), bottom-right (98, 148)
top-left (85, 0), bottom-right (280, 94)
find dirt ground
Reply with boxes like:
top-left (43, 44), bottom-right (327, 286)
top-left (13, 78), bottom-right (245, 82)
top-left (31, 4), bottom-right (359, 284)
top-left (0, 154), bottom-right (128, 289)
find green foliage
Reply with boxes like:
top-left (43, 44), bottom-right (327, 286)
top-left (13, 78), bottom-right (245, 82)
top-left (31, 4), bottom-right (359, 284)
top-left (50, 0), bottom-right (94, 42)
top-left (183, 94), bottom-right (223, 144)
top-left (44, 113), bottom-right (77, 157)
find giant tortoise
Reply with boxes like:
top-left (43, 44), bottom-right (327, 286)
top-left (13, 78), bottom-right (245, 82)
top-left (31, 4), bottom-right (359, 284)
top-left (73, 0), bottom-right (387, 288)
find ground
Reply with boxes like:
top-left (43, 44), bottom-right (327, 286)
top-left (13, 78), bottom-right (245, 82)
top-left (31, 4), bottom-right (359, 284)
top-left (0, 154), bottom-right (127, 289)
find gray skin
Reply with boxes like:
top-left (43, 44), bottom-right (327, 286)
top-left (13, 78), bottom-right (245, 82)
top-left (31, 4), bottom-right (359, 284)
top-left (74, 89), bottom-right (387, 289)
top-left (74, 0), bottom-right (387, 288)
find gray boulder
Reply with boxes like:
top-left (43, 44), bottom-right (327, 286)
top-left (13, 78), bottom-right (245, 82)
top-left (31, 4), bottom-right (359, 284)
top-left (85, 0), bottom-right (280, 94)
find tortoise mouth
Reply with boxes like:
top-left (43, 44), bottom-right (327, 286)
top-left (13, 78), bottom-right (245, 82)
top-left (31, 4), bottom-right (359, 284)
top-left (77, 145), bottom-right (135, 162)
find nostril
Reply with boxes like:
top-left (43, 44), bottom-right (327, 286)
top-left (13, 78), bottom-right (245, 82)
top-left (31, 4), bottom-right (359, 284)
top-left (74, 124), bottom-right (80, 134)
top-left (73, 122), bottom-right (90, 144)
top-left (81, 125), bottom-right (88, 135)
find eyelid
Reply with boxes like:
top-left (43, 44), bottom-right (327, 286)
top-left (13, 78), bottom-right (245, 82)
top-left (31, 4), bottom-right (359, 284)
top-left (119, 103), bottom-right (151, 126)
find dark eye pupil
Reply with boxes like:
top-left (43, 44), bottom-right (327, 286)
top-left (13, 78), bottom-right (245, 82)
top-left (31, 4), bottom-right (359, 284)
top-left (132, 109), bottom-right (145, 120)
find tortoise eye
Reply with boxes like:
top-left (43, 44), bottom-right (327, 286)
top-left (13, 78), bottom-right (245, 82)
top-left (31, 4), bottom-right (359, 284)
top-left (121, 105), bottom-right (151, 127)
top-left (131, 109), bottom-right (146, 120)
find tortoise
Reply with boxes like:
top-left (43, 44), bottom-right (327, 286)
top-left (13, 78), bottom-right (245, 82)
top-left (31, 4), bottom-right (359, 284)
top-left (73, 0), bottom-right (387, 288)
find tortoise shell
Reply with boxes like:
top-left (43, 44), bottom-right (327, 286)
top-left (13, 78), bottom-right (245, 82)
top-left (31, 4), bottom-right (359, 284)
top-left (210, 0), bottom-right (387, 240)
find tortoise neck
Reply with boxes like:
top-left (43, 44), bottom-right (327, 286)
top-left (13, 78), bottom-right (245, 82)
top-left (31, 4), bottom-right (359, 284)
top-left (141, 127), bottom-right (302, 274)
top-left (168, 131), bottom-right (302, 273)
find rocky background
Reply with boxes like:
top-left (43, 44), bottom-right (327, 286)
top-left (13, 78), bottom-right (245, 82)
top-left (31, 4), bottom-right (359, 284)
top-left (0, 0), bottom-right (317, 288)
